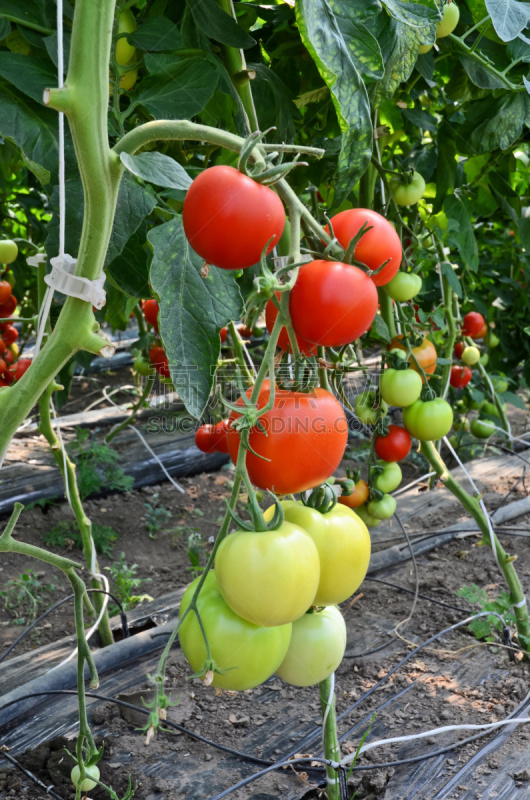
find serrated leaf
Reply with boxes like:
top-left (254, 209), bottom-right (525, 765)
top-left (328, 0), bottom-right (384, 83)
top-left (148, 217), bottom-right (243, 418)
top-left (441, 261), bottom-right (462, 298)
top-left (296, 0), bottom-right (372, 206)
top-left (499, 390), bottom-right (527, 410)
top-left (0, 0), bottom-right (52, 33)
top-left (186, 0), bottom-right (256, 49)
top-left (120, 152), bottom-right (192, 191)
top-left (459, 53), bottom-right (508, 90)
top-left (444, 195), bottom-right (479, 270)
top-left (131, 57), bottom-right (219, 120)
top-left (0, 84), bottom-right (57, 184)
top-left (0, 53), bottom-right (57, 104)
top-left (382, 0), bottom-right (440, 27)
top-left (125, 17), bottom-right (184, 51)
top-left (106, 225), bottom-right (151, 300)
top-left (485, 0), bottom-right (530, 42)
top-left (460, 94), bottom-right (530, 154)
top-left (372, 313), bottom-right (392, 343)
top-left (375, 14), bottom-right (437, 103)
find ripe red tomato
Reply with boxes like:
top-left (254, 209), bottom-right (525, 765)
top-left (374, 425), bottom-right (411, 462)
top-left (14, 358), bottom-right (31, 381)
top-left (0, 281), bottom-right (12, 305)
top-left (3, 366), bottom-right (14, 383)
top-left (265, 294), bottom-right (317, 356)
top-left (462, 311), bottom-right (484, 338)
top-left (454, 341), bottom-right (464, 359)
top-left (0, 339), bottom-right (6, 356)
top-left (450, 365), bottom-right (472, 389)
top-left (227, 381), bottom-right (348, 494)
top-left (4, 349), bottom-right (14, 365)
top-left (195, 424), bottom-right (218, 453)
top-left (289, 260), bottom-right (378, 347)
top-left (213, 418), bottom-right (230, 453)
top-left (2, 324), bottom-right (18, 345)
top-left (326, 209), bottom-right (402, 286)
top-left (237, 324), bottom-right (253, 339)
top-left (220, 326), bottom-right (228, 344)
top-left (142, 299), bottom-right (159, 333)
top-left (183, 166), bottom-right (285, 270)
top-left (474, 322), bottom-right (488, 340)
top-left (0, 294), bottom-right (17, 317)
top-left (0, 358), bottom-right (6, 374)
top-left (149, 344), bottom-right (169, 377)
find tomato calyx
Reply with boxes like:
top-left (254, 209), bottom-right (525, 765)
top-left (225, 489), bottom-right (285, 533)
top-left (420, 382), bottom-right (437, 402)
top-left (386, 348), bottom-right (410, 370)
top-left (276, 353), bottom-right (319, 394)
top-left (301, 482), bottom-right (338, 514)
top-left (237, 128), bottom-right (307, 186)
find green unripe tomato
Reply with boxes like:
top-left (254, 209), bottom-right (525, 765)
top-left (455, 397), bottom-right (469, 411)
top-left (0, 240), bottom-right (18, 264)
top-left (469, 398), bottom-right (483, 411)
top-left (390, 172), bottom-right (426, 206)
top-left (436, 1), bottom-right (460, 38)
top-left (389, 347), bottom-right (407, 360)
top-left (403, 397), bottom-right (454, 441)
top-left (71, 765), bottom-right (100, 792)
top-left (384, 271), bottom-right (422, 302)
top-left (380, 367), bottom-right (422, 408)
top-left (133, 356), bottom-right (151, 376)
top-left (354, 503), bottom-right (381, 528)
top-left (276, 605), bottom-right (347, 687)
top-left (485, 330), bottom-right (499, 348)
top-left (481, 401), bottom-right (500, 417)
top-left (116, 9), bottom-right (136, 65)
top-left (373, 460), bottom-right (402, 493)
top-left (367, 493), bottom-right (397, 520)
top-left (491, 376), bottom-right (508, 393)
top-left (479, 353), bottom-right (489, 366)
top-left (355, 391), bottom-right (388, 425)
top-left (471, 417), bottom-right (495, 439)
top-left (5, 270), bottom-right (15, 289)
top-left (419, 43), bottom-right (433, 54)
top-left (448, 434), bottom-right (460, 449)
top-left (462, 346), bottom-right (480, 366)
top-left (452, 416), bottom-right (470, 432)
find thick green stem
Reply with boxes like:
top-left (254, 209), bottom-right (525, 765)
top-left (215, 0), bottom-right (259, 133)
top-left (441, 276), bottom-right (456, 399)
top-left (358, 162), bottom-right (377, 209)
top-left (319, 675), bottom-right (341, 800)
top-left (421, 441), bottom-right (530, 649)
top-left (377, 288), bottom-right (397, 339)
top-left (228, 322), bottom-right (254, 385)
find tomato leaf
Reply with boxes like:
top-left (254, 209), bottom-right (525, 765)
top-left (0, 53), bottom-right (57, 105)
top-left (186, 0), bottom-right (256, 49)
top-left (0, 84), bottom-right (57, 184)
top-left (498, 390), bottom-right (526, 410)
top-left (296, 0), bottom-right (372, 206)
top-left (0, 0), bottom-right (52, 33)
top-left (106, 225), bottom-right (151, 300)
top-left (0, 17), bottom-right (10, 39)
top-left (148, 217), bottom-right (244, 418)
top-left (458, 54), bottom-right (508, 90)
top-left (375, 14), bottom-right (437, 103)
top-left (371, 313), bottom-right (392, 343)
top-left (120, 152), bottom-right (193, 191)
top-left (444, 196), bottom-right (479, 271)
top-left (329, 1), bottom-right (384, 83)
top-left (124, 17), bottom-right (184, 51)
top-left (485, 0), bottom-right (530, 42)
top-left (130, 57), bottom-right (219, 120)
top-left (382, 0), bottom-right (440, 27)
top-left (441, 261), bottom-right (462, 298)
top-left (459, 94), bottom-right (530, 155)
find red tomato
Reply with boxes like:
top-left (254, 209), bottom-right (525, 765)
top-left (289, 260), bottom-right (378, 347)
top-left (3, 366), bottom-right (14, 383)
top-left (143, 299), bottom-right (159, 333)
top-left (220, 326), bottom-right (228, 344)
top-left (227, 381), bottom-right (348, 494)
top-left (265, 294), bottom-right (317, 356)
top-left (0, 281), bottom-right (12, 305)
top-left (454, 342), bottom-right (464, 359)
top-left (450, 365), bottom-right (472, 389)
top-left (0, 377), bottom-right (10, 387)
top-left (374, 425), bottom-right (411, 462)
top-left (0, 358), bottom-right (6, 374)
top-left (237, 324), bottom-right (253, 339)
top-left (183, 166), bottom-right (285, 270)
top-left (326, 209), bottom-right (402, 286)
top-left (474, 322), bottom-right (488, 340)
top-left (0, 294), bottom-right (17, 318)
top-left (14, 358), bottom-right (31, 381)
top-left (2, 324), bottom-right (17, 345)
top-left (149, 344), bottom-right (170, 377)
top-left (462, 311), bottom-right (484, 338)
top-left (4, 349), bottom-right (14, 365)
top-left (195, 424), bottom-right (218, 453)
top-left (0, 339), bottom-right (5, 356)
top-left (213, 418), bottom-right (230, 454)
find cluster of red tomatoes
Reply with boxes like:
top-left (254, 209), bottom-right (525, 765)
top-left (195, 418), bottom-right (229, 454)
top-left (179, 493), bottom-right (371, 690)
top-left (0, 279), bottom-right (30, 387)
top-left (132, 298), bottom-right (171, 380)
top-left (450, 311), bottom-right (489, 390)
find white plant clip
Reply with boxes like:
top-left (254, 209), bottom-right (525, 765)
top-left (26, 253), bottom-right (48, 267)
top-left (44, 254), bottom-right (106, 309)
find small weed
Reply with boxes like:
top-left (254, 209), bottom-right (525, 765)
top-left (68, 427), bottom-right (134, 500)
top-left (186, 531), bottom-right (209, 577)
top-left (144, 492), bottom-right (172, 539)
top-left (44, 520), bottom-right (119, 556)
top-left (25, 496), bottom-right (58, 512)
top-left (105, 553), bottom-right (152, 614)
top-left (457, 583), bottom-right (519, 643)
top-left (0, 569), bottom-right (60, 625)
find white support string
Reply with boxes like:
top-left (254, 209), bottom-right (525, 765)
top-left (391, 471), bottom-right (436, 497)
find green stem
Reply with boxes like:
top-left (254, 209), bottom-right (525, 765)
top-left (106, 374), bottom-right (155, 443)
top-left (318, 347), bottom-right (333, 392)
top-left (133, 304), bottom-right (146, 337)
top-left (228, 321), bottom-right (254, 385)
top-left (421, 441), bottom-right (530, 649)
top-left (440, 276), bottom-right (456, 399)
top-left (319, 675), bottom-right (341, 800)
top-left (377, 289), bottom-right (397, 339)
top-left (38, 383), bottom-right (113, 646)
top-left (448, 33), bottom-right (523, 92)
top-left (471, 343), bottom-right (512, 447)
top-left (358, 162), bottom-right (378, 209)
top-left (215, 0), bottom-right (259, 133)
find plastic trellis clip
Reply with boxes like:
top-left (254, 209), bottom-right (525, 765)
top-left (272, 254), bottom-right (312, 270)
top-left (26, 253), bottom-right (48, 267)
top-left (44, 254), bottom-right (106, 309)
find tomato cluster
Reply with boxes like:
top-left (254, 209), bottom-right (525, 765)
top-left (0, 263), bottom-right (30, 387)
top-left (179, 498), bottom-right (370, 690)
top-left (195, 419), bottom-right (229, 454)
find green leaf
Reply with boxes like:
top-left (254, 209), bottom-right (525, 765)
top-left (401, 106), bottom-right (437, 132)
top-left (434, 120), bottom-right (457, 211)
top-left (499, 390), bottom-right (526, 410)
top-left (485, 0), bottom-right (530, 42)
top-left (125, 17), bottom-right (184, 51)
top-left (328, 0), bottom-right (384, 83)
top-left (0, 84), bottom-right (57, 184)
top-left (444, 195), bottom-right (479, 270)
top-left (120, 152), bottom-right (192, 191)
top-left (458, 53), bottom-right (508, 90)
top-left (415, 50), bottom-right (435, 81)
top-left (104, 281), bottom-right (140, 332)
top-left (460, 94), bottom-right (530, 154)
top-left (186, 0), bottom-right (256, 49)
top-left (436, 357), bottom-right (452, 365)
top-left (249, 63), bottom-right (299, 142)
top-left (441, 260), bottom-right (462, 298)
top-left (0, 1), bottom-right (52, 34)
top-left (106, 225), bottom-right (151, 300)
top-left (521, 217), bottom-right (530, 250)
top-left (382, 0), bottom-right (440, 27)
top-left (44, 31), bottom-right (71, 73)
top-left (296, 0), bottom-right (372, 206)
top-left (507, 37), bottom-right (530, 62)
top-left (0, 16), bottom-right (10, 38)
top-left (375, 14), bottom-right (437, 103)
top-left (372, 313), bottom-right (392, 343)
top-left (131, 56), bottom-right (218, 119)
top-left (0, 53), bottom-right (57, 105)
top-left (148, 217), bottom-right (244, 418)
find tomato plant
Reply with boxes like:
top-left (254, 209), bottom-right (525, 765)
top-left (71, 765), bottom-right (100, 792)
top-left (367, 493), bottom-right (397, 520)
top-left (0, 240), bottom-right (18, 265)
top-left (372, 461), bottom-right (402, 493)
top-left (462, 312), bottom-right (485, 338)
top-left (389, 171), bottom-right (426, 206)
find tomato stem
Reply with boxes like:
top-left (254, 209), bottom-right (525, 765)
top-left (319, 674), bottom-right (341, 800)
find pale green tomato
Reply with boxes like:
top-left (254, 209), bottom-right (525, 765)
top-left (419, 43), bottom-right (433, 53)
top-left (471, 418), bottom-right (495, 439)
top-left (384, 272), bottom-right (422, 302)
top-left (481, 401), bottom-right (501, 417)
top-left (355, 503), bottom-right (381, 528)
top-left (355, 391), bottom-right (388, 425)
top-left (491, 376), bottom-right (508, 393)
top-left (390, 172), bottom-right (426, 206)
top-left (367, 494), bottom-right (397, 520)
top-left (0, 240), bottom-right (18, 264)
top-left (380, 367), bottom-right (422, 408)
top-left (462, 346), bottom-right (480, 366)
top-left (485, 330), bottom-right (499, 348)
top-left (403, 397), bottom-right (454, 441)
top-left (215, 520), bottom-right (320, 626)
top-left (133, 356), bottom-right (151, 376)
top-left (436, 2), bottom-right (460, 38)
top-left (71, 765), bottom-right (100, 791)
top-left (179, 573), bottom-right (292, 690)
top-left (479, 353), bottom-right (489, 366)
top-left (276, 606), bottom-right (347, 687)
top-left (264, 500), bottom-right (371, 607)
top-left (373, 460), bottom-right (402, 493)
top-left (116, 9), bottom-right (136, 65)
